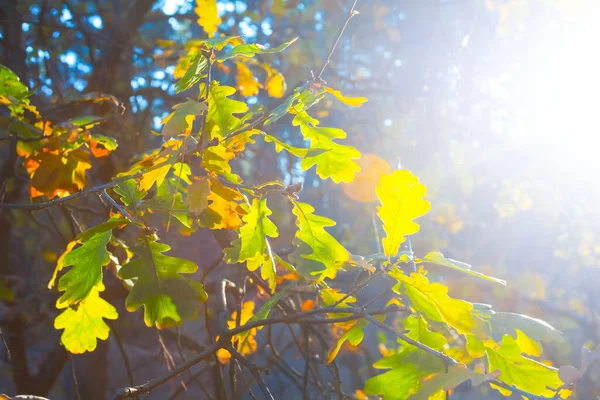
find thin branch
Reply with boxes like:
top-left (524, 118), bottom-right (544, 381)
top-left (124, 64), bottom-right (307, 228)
top-left (108, 322), bottom-right (136, 396)
top-left (0, 159), bottom-right (170, 210)
top-left (112, 305), bottom-right (402, 399)
top-left (315, 0), bottom-right (360, 80)
top-left (111, 342), bottom-right (222, 400)
top-left (229, 346), bottom-right (274, 400)
top-left (100, 190), bottom-right (135, 222)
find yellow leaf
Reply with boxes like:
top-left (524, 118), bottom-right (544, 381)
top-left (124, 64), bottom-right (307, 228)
top-left (487, 335), bottom-right (564, 398)
top-left (186, 178), bottom-right (210, 215)
top-left (514, 329), bottom-right (542, 357)
top-left (236, 62), bottom-right (262, 97)
top-left (376, 170), bottom-right (431, 257)
top-left (217, 348), bottom-right (232, 364)
top-left (228, 301), bottom-right (258, 356)
top-left (54, 284), bottom-right (118, 354)
top-left (205, 178), bottom-right (246, 230)
top-left (139, 161), bottom-right (172, 192)
top-left (391, 270), bottom-right (481, 336)
top-left (325, 87), bottom-right (368, 107)
top-left (264, 65), bottom-right (286, 98)
top-left (48, 240), bottom-right (77, 289)
top-left (195, 0), bottom-right (221, 38)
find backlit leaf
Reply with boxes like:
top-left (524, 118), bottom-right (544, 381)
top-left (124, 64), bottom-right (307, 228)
top-left (217, 38), bottom-right (297, 62)
top-left (228, 301), bottom-right (258, 356)
top-left (325, 87), bottom-right (368, 107)
top-left (236, 62), bottom-right (262, 97)
top-left (186, 178), bottom-right (210, 215)
top-left (195, 0), bottom-right (222, 38)
top-left (422, 251), bottom-right (506, 286)
top-left (202, 178), bottom-right (246, 230)
top-left (54, 285), bottom-right (118, 354)
top-left (56, 230), bottom-right (112, 307)
top-left (224, 198), bottom-right (279, 292)
top-left (292, 111), bottom-right (361, 183)
top-left (366, 346), bottom-right (445, 399)
top-left (117, 234), bottom-right (207, 329)
top-left (327, 319), bottom-right (369, 364)
top-left (264, 65), bottom-right (286, 98)
top-left (486, 335), bottom-right (564, 398)
top-left (390, 269), bottom-right (480, 335)
top-left (408, 364), bottom-right (498, 400)
top-left (207, 82), bottom-right (248, 136)
top-left (489, 312), bottom-right (564, 344)
top-left (174, 53), bottom-right (208, 93)
top-left (161, 99), bottom-right (207, 139)
top-left (263, 133), bottom-right (327, 158)
top-left (376, 170), bottom-right (431, 257)
top-left (290, 201), bottom-right (350, 281)
top-left (114, 180), bottom-right (147, 216)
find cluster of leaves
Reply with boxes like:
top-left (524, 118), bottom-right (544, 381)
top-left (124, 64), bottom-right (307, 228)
top-left (0, 2), bottom-right (584, 398)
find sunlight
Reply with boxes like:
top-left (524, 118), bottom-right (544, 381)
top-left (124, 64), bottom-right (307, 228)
top-left (526, 4), bottom-right (600, 174)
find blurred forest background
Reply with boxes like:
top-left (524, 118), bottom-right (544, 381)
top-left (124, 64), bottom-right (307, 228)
top-left (1, 0), bottom-right (600, 398)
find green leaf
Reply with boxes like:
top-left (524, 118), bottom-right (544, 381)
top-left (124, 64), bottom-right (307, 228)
top-left (54, 285), bottom-right (118, 354)
top-left (162, 99), bottom-right (207, 139)
top-left (486, 335), bottom-right (563, 398)
top-left (186, 178), bottom-right (210, 215)
top-left (224, 198), bottom-right (279, 292)
top-left (172, 162), bottom-right (193, 185)
top-left (327, 319), bottom-right (369, 364)
top-left (217, 38), bottom-right (297, 62)
top-left (194, 35), bottom-right (242, 50)
top-left (175, 53), bottom-right (208, 93)
top-left (274, 254), bottom-right (296, 272)
top-left (265, 90), bottom-right (300, 125)
top-left (252, 284), bottom-right (292, 321)
top-left (207, 81), bottom-right (249, 136)
top-left (0, 65), bottom-right (37, 118)
top-left (117, 234), bottom-right (207, 329)
top-left (366, 347), bottom-right (445, 399)
top-left (75, 217), bottom-right (129, 242)
top-left (263, 133), bottom-right (328, 158)
top-left (421, 252), bottom-right (507, 286)
top-left (403, 315), bottom-right (447, 350)
top-left (365, 364), bottom-right (420, 400)
top-left (376, 170), bottom-right (431, 258)
top-left (408, 364), bottom-right (497, 400)
top-left (114, 179), bottom-right (147, 216)
top-left (144, 178), bottom-right (191, 228)
top-left (56, 230), bottom-right (112, 307)
top-left (292, 111), bottom-right (361, 183)
top-left (89, 133), bottom-right (118, 151)
top-left (289, 201), bottom-right (350, 281)
top-left (489, 312), bottom-right (564, 344)
top-left (390, 269), bottom-right (482, 336)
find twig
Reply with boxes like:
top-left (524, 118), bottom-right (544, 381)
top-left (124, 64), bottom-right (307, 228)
top-left (0, 159), bottom-right (170, 210)
top-left (108, 322), bottom-right (137, 397)
top-left (111, 342), bottom-right (222, 400)
top-left (100, 190), bottom-right (135, 222)
top-left (315, 0), bottom-right (360, 80)
top-left (112, 306), bottom-right (402, 399)
top-left (70, 354), bottom-right (81, 400)
top-left (229, 346), bottom-right (274, 400)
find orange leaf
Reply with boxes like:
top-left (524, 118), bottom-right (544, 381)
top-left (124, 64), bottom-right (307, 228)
top-left (341, 153), bottom-right (391, 203)
top-left (301, 299), bottom-right (315, 312)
